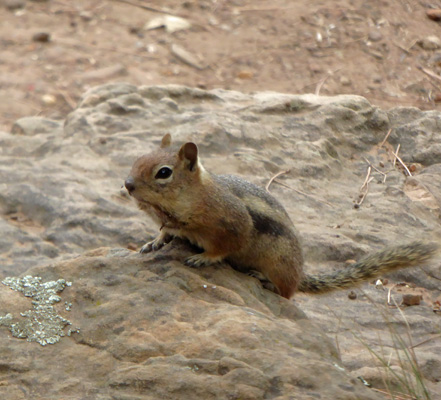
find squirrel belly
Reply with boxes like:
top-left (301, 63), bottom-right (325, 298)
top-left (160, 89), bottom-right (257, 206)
top-left (125, 134), bottom-right (439, 299)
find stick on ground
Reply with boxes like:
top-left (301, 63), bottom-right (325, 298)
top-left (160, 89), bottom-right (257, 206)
top-left (379, 128), bottom-right (392, 148)
top-left (266, 169), bottom-right (290, 192)
top-left (354, 166), bottom-right (372, 208)
top-left (391, 147), bottom-right (412, 176)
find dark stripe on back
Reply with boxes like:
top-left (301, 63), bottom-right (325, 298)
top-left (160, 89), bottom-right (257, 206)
top-left (246, 207), bottom-right (291, 237)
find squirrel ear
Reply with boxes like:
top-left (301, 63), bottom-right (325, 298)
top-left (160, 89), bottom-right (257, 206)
top-left (160, 133), bottom-right (172, 148)
top-left (178, 142), bottom-right (198, 171)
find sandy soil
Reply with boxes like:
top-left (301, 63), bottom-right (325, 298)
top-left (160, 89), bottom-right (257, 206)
top-left (2, 0), bottom-right (441, 132)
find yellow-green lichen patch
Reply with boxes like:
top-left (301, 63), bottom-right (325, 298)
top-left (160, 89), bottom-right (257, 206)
top-left (0, 276), bottom-right (73, 346)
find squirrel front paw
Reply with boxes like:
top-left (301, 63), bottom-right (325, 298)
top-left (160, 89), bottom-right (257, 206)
top-left (140, 233), bottom-right (172, 253)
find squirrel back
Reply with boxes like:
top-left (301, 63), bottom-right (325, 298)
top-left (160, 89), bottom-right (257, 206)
top-left (125, 134), bottom-right (439, 299)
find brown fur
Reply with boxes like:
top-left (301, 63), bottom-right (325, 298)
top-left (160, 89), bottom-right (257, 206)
top-left (125, 135), bottom-right (438, 299)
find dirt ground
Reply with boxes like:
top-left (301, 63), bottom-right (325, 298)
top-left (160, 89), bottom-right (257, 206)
top-left (1, 0), bottom-right (441, 132)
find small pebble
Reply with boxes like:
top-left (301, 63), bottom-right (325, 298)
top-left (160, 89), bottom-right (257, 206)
top-left (309, 63), bottom-right (322, 74)
top-left (402, 294), bottom-right (422, 306)
top-left (237, 70), bottom-right (254, 80)
top-left (41, 94), bottom-right (56, 106)
top-left (127, 243), bottom-right (137, 251)
top-left (426, 9), bottom-right (441, 21)
top-left (419, 36), bottom-right (441, 50)
top-left (340, 76), bottom-right (352, 86)
top-left (368, 30), bottom-right (383, 42)
top-left (79, 11), bottom-right (93, 22)
top-left (5, 0), bottom-right (26, 10)
top-left (32, 32), bottom-right (51, 43)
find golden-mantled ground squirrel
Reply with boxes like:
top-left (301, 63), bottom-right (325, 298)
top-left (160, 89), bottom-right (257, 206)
top-left (124, 134), bottom-right (438, 299)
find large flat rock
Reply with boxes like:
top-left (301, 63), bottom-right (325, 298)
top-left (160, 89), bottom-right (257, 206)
top-left (1, 245), bottom-right (381, 399)
top-left (1, 84), bottom-right (440, 398)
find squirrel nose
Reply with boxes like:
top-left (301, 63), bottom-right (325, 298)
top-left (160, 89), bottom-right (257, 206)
top-left (125, 177), bottom-right (135, 193)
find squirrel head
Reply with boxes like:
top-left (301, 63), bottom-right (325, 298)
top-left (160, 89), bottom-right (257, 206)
top-left (124, 134), bottom-right (206, 210)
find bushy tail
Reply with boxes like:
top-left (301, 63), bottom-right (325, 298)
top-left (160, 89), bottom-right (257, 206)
top-left (298, 241), bottom-right (439, 294)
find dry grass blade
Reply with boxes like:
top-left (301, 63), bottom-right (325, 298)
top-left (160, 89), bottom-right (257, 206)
top-left (315, 68), bottom-right (342, 95)
top-left (56, 85), bottom-right (77, 109)
top-left (267, 174), bottom-right (334, 207)
top-left (418, 66), bottom-right (441, 85)
top-left (408, 333), bottom-right (441, 350)
top-left (327, 288), bottom-right (434, 400)
top-left (315, 74), bottom-right (331, 96)
top-left (371, 387), bottom-right (418, 400)
top-left (391, 148), bottom-right (412, 176)
top-left (354, 166), bottom-right (372, 208)
top-left (111, 0), bottom-right (175, 16)
top-left (57, 38), bottom-right (160, 60)
top-left (393, 144), bottom-right (401, 167)
top-left (379, 128), bottom-right (393, 148)
top-left (236, 6), bottom-right (298, 12)
top-left (266, 169), bottom-right (290, 192)
top-left (363, 157), bottom-right (389, 183)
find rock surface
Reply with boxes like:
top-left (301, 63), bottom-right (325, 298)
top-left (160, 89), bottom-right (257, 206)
top-left (0, 245), bottom-right (379, 399)
top-left (0, 84), bottom-right (441, 399)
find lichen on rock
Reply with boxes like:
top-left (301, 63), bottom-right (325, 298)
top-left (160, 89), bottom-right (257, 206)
top-left (1, 276), bottom-right (72, 346)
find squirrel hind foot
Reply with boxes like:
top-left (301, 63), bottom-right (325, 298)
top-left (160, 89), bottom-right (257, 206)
top-left (247, 270), bottom-right (281, 295)
top-left (184, 253), bottom-right (224, 268)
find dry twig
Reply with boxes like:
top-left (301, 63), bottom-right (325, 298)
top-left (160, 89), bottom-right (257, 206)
top-left (407, 333), bottom-right (441, 350)
top-left (266, 169), bottom-right (290, 192)
top-left (56, 85), bottom-right (77, 109)
top-left (391, 147), bottom-right (412, 176)
top-left (418, 65), bottom-right (441, 84)
top-left (315, 68), bottom-right (342, 96)
top-left (379, 128), bottom-right (392, 148)
top-left (236, 6), bottom-right (297, 12)
top-left (111, 0), bottom-right (212, 32)
top-left (371, 387), bottom-right (415, 400)
top-left (274, 179), bottom-right (333, 207)
top-left (360, 166), bottom-right (372, 192)
top-left (393, 39), bottom-right (418, 54)
top-left (363, 157), bottom-right (389, 183)
top-left (354, 166), bottom-right (372, 208)
top-left (111, 0), bottom-right (175, 16)
top-left (265, 170), bottom-right (333, 207)
top-left (387, 286), bottom-right (394, 306)
top-left (393, 144), bottom-right (400, 167)
top-left (57, 38), bottom-right (160, 60)
top-left (378, 129), bottom-right (412, 177)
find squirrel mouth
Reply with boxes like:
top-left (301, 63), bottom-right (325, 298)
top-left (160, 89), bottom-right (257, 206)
top-left (137, 199), bottom-right (181, 227)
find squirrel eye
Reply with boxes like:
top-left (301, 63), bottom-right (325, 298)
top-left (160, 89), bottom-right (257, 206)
top-left (155, 167), bottom-right (173, 180)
